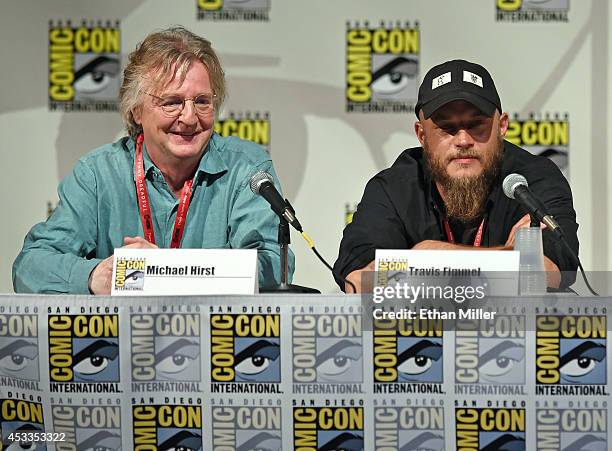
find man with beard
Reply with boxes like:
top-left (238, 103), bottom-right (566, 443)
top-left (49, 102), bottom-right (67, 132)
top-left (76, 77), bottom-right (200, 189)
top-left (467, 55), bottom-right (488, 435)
top-left (334, 59), bottom-right (578, 292)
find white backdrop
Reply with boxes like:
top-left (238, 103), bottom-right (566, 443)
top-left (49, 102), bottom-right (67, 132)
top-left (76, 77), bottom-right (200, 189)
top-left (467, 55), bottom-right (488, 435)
top-left (1, 0), bottom-right (610, 293)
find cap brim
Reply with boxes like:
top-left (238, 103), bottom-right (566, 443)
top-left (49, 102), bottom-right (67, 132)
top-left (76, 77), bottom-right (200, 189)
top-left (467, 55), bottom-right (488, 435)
top-left (420, 91), bottom-right (497, 119)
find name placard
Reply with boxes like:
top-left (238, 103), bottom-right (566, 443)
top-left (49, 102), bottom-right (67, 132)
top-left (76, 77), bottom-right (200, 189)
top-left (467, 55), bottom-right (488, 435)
top-left (111, 248), bottom-right (257, 296)
top-left (375, 249), bottom-right (520, 296)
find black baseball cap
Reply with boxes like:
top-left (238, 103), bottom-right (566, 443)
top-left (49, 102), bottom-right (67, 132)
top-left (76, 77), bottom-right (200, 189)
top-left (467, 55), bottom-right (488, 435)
top-left (415, 59), bottom-right (502, 119)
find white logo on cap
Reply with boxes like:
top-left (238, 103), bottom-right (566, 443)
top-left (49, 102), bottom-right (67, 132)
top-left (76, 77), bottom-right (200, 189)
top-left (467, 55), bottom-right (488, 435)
top-left (463, 70), bottom-right (483, 87)
top-left (431, 72), bottom-right (451, 90)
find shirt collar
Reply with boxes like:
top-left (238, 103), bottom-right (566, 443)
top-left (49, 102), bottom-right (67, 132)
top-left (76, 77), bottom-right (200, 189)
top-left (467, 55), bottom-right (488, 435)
top-left (130, 133), bottom-right (229, 182)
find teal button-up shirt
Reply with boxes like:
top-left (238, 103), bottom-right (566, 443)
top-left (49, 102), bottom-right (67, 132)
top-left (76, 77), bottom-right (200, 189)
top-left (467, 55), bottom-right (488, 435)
top-left (13, 133), bottom-right (294, 293)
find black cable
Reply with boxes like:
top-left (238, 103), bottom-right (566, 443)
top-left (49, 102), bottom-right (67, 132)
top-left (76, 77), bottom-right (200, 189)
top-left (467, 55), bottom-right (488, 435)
top-left (560, 237), bottom-right (599, 296)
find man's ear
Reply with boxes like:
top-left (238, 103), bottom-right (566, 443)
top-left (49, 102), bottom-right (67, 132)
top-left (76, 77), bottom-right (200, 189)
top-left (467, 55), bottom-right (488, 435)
top-left (498, 112), bottom-right (509, 136)
top-left (132, 105), bottom-right (142, 125)
top-left (414, 120), bottom-right (426, 146)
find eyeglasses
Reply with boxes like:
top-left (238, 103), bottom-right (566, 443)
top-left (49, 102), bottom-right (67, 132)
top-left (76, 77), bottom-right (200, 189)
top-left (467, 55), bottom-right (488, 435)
top-left (145, 92), bottom-right (216, 117)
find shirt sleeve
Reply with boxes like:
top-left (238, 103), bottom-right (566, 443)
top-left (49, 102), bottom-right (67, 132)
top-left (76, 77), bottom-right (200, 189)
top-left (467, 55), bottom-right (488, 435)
top-left (333, 175), bottom-right (410, 291)
top-left (528, 159), bottom-right (579, 288)
top-left (12, 159), bottom-right (103, 294)
top-left (227, 160), bottom-right (294, 288)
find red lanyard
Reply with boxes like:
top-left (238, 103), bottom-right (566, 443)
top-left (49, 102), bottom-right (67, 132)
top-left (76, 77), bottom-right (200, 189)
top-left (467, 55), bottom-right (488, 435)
top-left (443, 218), bottom-right (485, 247)
top-left (134, 134), bottom-right (194, 248)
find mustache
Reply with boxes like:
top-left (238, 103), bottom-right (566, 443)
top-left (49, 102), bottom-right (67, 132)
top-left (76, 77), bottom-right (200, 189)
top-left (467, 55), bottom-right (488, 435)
top-left (447, 151), bottom-right (481, 162)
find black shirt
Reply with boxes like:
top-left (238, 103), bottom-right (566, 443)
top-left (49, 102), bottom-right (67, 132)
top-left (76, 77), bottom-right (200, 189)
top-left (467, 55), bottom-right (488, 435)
top-left (333, 141), bottom-right (579, 289)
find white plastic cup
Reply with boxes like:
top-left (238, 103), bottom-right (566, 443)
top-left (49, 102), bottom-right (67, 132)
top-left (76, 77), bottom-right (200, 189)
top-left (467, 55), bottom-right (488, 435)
top-left (514, 226), bottom-right (547, 295)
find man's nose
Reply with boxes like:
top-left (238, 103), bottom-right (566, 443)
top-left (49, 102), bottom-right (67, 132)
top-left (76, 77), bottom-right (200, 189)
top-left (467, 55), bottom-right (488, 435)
top-left (454, 128), bottom-right (474, 149)
top-left (178, 100), bottom-right (198, 124)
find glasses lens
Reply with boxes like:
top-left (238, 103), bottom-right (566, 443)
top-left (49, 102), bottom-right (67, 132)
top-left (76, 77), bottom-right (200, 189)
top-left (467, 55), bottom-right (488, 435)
top-left (159, 97), bottom-right (183, 115)
top-left (193, 95), bottom-right (214, 113)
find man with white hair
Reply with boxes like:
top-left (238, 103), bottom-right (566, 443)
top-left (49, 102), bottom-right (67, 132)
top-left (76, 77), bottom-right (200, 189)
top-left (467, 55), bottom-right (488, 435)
top-left (14, 26), bottom-right (292, 293)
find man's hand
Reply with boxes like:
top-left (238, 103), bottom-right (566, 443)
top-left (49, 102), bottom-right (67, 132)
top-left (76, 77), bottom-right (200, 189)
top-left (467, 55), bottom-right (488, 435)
top-left (88, 236), bottom-right (157, 295)
top-left (412, 240), bottom-right (466, 250)
top-left (345, 260), bottom-right (375, 293)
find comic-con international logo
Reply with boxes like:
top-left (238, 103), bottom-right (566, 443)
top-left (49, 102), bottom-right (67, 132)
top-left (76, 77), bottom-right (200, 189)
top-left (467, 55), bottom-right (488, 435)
top-left (536, 315), bottom-right (608, 395)
top-left (374, 402), bottom-right (445, 450)
top-left (456, 407), bottom-right (526, 450)
top-left (215, 112), bottom-right (271, 152)
top-left (455, 314), bottom-right (526, 395)
top-left (51, 401), bottom-right (121, 450)
top-left (212, 405), bottom-right (282, 450)
top-left (346, 21), bottom-right (419, 113)
top-left (197, 0), bottom-right (270, 21)
top-left (506, 113), bottom-right (569, 178)
top-left (292, 311), bottom-right (363, 394)
top-left (0, 313), bottom-right (40, 390)
top-left (130, 311), bottom-right (201, 391)
top-left (496, 0), bottom-right (569, 22)
top-left (0, 399), bottom-right (46, 450)
top-left (293, 404), bottom-right (364, 450)
top-left (48, 20), bottom-right (120, 111)
top-left (48, 314), bottom-right (120, 392)
top-left (210, 313), bottom-right (281, 393)
top-left (536, 403), bottom-right (607, 450)
top-left (373, 317), bottom-right (443, 394)
top-left (132, 402), bottom-right (202, 450)
top-left (115, 257), bottom-right (146, 291)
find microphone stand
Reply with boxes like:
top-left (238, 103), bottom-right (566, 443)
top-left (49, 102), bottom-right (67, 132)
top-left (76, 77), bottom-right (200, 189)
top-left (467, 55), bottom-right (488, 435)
top-left (260, 206), bottom-right (320, 294)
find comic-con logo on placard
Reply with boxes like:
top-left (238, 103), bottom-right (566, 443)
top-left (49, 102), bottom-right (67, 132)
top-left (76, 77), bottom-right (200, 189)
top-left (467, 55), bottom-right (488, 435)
top-left (346, 20), bottom-right (419, 113)
top-left (0, 399), bottom-right (46, 450)
top-left (0, 312), bottom-right (40, 389)
top-left (114, 257), bottom-right (146, 291)
top-left (132, 401), bottom-right (202, 450)
top-left (215, 112), bottom-right (271, 153)
top-left (212, 405), bottom-right (282, 450)
top-left (51, 400), bottom-right (121, 450)
top-left (210, 312), bottom-right (282, 393)
top-left (197, 0), bottom-right (270, 21)
top-left (373, 317), bottom-right (443, 394)
top-left (536, 315), bottom-right (608, 395)
top-left (536, 401), bottom-right (607, 450)
top-left (374, 399), bottom-right (445, 450)
top-left (496, 0), bottom-right (569, 22)
top-left (456, 406), bottom-right (526, 450)
top-left (48, 20), bottom-right (120, 112)
top-left (130, 309), bottom-right (202, 391)
top-left (506, 113), bottom-right (569, 179)
top-left (455, 313), bottom-right (526, 395)
top-left (293, 402), bottom-right (364, 450)
top-left (292, 309), bottom-right (363, 394)
top-left (48, 312), bottom-right (120, 392)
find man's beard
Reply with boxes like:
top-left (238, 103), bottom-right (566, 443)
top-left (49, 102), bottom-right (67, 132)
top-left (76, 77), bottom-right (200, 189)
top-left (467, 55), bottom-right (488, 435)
top-left (425, 138), bottom-right (504, 222)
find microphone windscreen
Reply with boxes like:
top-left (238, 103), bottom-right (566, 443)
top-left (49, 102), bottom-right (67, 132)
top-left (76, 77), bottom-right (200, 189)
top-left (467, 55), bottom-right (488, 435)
top-left (502, 173), bottom-right (528, 199)
top-left (249, 171), bottom-right (274, 195)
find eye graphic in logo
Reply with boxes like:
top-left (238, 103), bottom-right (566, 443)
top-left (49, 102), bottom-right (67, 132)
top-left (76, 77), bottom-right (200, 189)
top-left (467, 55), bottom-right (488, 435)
top-left (561, 434), bottom-right (606, 451)
top-left (236, 431), bottom-right (281, 451)
top-left (72, 339), bottom-right (119, 382)
top-left (317, 431), bottom-right (364, 450)
top-left (559, 340), bottom-right (606, 384)
top-left (234, 338), bottom-right (280, 382)
top-left (73, 55), bottom-right (120, 99)
top-left (125, 270), bottom-right (144, 288)
top-left (479, 340), bottom-right (525, 384)
top-left (2, 423), bottom-right (45, 451)
top-left (154, 337), bottom-right (200, 381)
top-left (0, 338), bottom-right (39, 380)
top-left (480, 432), bottom-right (525, 451)
top-left (397, 338), bottom-right (443, 383)
top-left (78, 430), bottom-right (121, 451)
top-left (158, 430), bottom-right (202, 451)
top-left (399, 430), bottom-right (445, 451)
top-left (371, 56), bottom-right (418, 101)
top-left (523, 0), bottom-right (568, 9)
top-left (315, 339), bottom-right (362, 383)
top-left (224, 0), bottom-right (269, 7)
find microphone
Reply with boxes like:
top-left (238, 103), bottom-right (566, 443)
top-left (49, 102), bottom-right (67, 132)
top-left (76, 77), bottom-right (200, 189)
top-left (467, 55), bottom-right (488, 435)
top-left (502, 173), bottom-right (563, 236)
top-left (250, 171), bottom-right (303, 232)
